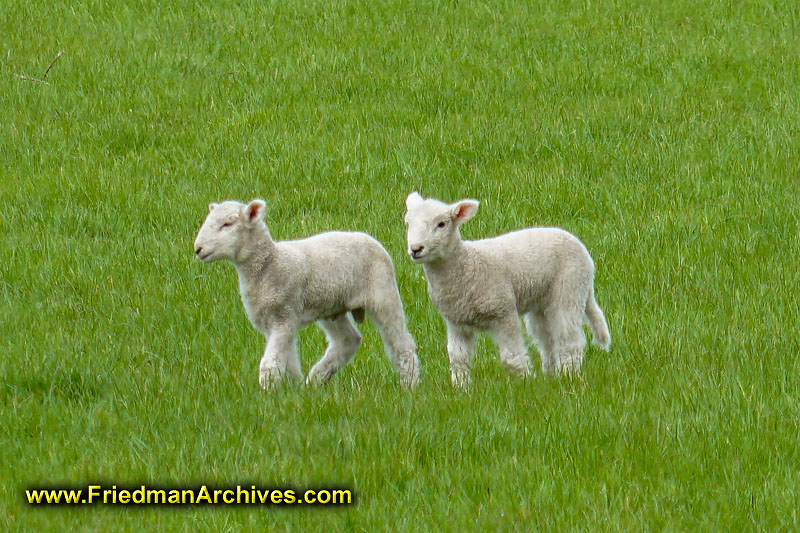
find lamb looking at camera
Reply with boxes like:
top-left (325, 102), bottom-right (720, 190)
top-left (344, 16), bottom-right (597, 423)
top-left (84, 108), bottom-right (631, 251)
top-left (194, 199), bottom-right (419, 388)
top-left (404, 192), bottom-right (609, 387)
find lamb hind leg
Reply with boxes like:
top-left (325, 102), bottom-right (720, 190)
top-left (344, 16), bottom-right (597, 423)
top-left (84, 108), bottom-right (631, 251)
top-left (367, 300), bottom-right (419, 388)
top-left (525, 311), bottom-right (555, 374)
top-left (306, 314), bottom-right (362, 385)
top-left (547, 306), bottom-right (587, 374)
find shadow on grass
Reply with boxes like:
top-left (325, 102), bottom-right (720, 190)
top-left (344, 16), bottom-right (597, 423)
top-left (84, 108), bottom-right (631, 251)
top-left (1, 372), bottom-right (107, 405)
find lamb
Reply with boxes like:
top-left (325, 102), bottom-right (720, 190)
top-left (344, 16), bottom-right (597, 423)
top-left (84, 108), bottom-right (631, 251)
top-left (404, 192), bottom-right (610, 386)
top-left (194, 199), bottom-right (419, 389)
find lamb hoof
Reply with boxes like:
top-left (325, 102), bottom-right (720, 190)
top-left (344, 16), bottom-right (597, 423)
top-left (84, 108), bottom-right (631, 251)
top-left (259, 368), bottom-right (282, 389)
top-left (305, 371), bottom-right (332, 386)
top-left (540, 363), bottom-right (557, 375)
top-left (503, 355), bottom-right (533, 377)
top-left (556, 360), bottom-right (582, 375)
top-left (513, 366), bottom-right (533, 378)
top-left (397, 355), bottom-right (420, 388)
top-left (515, 368), bottom-right (535, 380)
top-left (400, 373), bottom-right (419, 388)
top-left (451, 373), bottom-right (471, 388)
top-left (404, 376), bottom-right (419, 388)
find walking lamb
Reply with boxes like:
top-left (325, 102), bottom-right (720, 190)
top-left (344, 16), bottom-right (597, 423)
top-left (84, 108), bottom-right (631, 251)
top-left (404, 192), bottom-right (609, 386)
top-left (194, 199), bottom-right (419, 389)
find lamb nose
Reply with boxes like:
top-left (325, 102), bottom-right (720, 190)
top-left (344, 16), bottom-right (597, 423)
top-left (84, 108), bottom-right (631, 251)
top-left (195, 246), bottom-right (203, 255)
top-left (412, 246), bottom-right (424, 255)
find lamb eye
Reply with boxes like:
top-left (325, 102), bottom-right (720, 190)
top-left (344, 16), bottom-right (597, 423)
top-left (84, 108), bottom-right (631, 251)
top-left (436, 221), bottom-right (446, 229)
top-left (221, 222), bottom-right (233, 229)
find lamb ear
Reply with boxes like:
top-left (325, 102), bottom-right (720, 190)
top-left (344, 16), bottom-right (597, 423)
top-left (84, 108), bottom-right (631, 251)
top-left (209, 203), bottom-right (219, 213)
top-left (241, 199), bottom-right (267, 224)
top-left (450, 199), bottom-right (479, 225)
top-left (406, 191), bottom-right (424, 210)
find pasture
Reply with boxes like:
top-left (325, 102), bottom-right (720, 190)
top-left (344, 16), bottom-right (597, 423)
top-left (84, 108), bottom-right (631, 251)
top-left (2, 0), bottom-right (799, 529)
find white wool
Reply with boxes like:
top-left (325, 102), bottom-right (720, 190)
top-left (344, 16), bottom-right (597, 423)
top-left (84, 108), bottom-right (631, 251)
top-left (404, 192), bottom-right (609, 386)
top-left (195, 199), bottom-right (419, 388)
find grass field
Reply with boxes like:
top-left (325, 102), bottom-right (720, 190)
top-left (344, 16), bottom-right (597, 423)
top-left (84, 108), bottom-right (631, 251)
top-left (2, 0), bottom-right (800, 529)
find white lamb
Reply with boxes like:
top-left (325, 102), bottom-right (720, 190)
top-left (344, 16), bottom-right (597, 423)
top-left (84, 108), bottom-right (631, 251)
top-left (194, 199), bottom-right (420, 389)
top-left (404, 192), bottom-right (610, 386)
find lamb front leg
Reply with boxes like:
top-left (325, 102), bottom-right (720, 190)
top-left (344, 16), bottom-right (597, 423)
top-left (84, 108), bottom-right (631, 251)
top-left (258, 325), bottom-right (301, 389)
top-left (447, 321), bottom-right (475, 388)
top-left (489, 314), bottom-right (533, 378)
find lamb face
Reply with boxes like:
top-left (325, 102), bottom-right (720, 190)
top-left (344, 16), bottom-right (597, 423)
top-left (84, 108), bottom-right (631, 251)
top-left (404, 191), bottom-right (479, 263)
top-left (194, 200), bottom-right (266, 263)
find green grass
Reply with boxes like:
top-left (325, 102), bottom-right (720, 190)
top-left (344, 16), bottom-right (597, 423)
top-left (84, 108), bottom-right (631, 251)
top-left (2, 0), bottom-right (800, 529)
